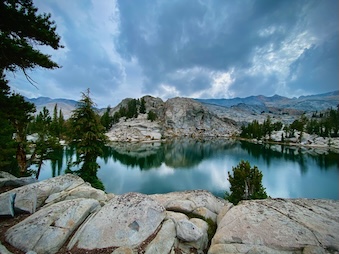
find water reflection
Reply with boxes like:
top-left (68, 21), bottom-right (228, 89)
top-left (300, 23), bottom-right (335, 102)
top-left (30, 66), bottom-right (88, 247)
top-left (38, 139), bottom-right (339, 199)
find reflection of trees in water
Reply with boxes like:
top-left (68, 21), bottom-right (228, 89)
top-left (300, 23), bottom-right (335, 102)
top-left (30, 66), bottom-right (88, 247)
top-left (104, 139), bottom-right (238, 169)
top-left (239, 141), bottom-right (338, 173)
top-left (50, 147), bottom-right (64, 177)
top-left (108, 148), bottom-right (164, 170)
top-left (48, 140), bottom-right (338, 176)
top-left (163, 139), bottom-right (237, 168)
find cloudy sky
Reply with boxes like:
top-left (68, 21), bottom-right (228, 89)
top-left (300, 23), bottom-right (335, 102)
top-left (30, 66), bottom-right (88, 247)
top-left (7, 0), bottom-right (338, 108)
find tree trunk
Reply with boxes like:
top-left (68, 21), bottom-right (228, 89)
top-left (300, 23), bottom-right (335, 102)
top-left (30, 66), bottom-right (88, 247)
top-left (16, 143), bottom-right (27, 176)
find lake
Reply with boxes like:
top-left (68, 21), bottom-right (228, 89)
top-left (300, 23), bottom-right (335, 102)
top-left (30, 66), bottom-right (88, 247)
top-left (37, 139), bottom-right (339, 199)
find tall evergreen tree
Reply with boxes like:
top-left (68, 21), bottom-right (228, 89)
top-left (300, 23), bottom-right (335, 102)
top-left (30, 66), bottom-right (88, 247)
top-left (31, 106), bottom-right (61, 179)
top-left (101, 106), bottom-right (113, 131)
top-left (0, 0), bottom-right (62, 175)
top-left (67, 89), bottom-right (107, 190)
top-left (139, 97), bottom-right (146, 114)
top-left (7, 93), bottom-right (36, 175)
top-left (0, 0), bottom-right (63, 73)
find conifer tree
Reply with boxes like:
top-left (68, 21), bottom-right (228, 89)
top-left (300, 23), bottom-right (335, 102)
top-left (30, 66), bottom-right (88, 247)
top-left (31, 106), bottom-right (61, 179)
top-left (67, 89), bottom-right (107, 190)
top-left (140, 97), bottom-right (146, 114)
top-left (0, 0), bottom-right (62, 175)
top-left (226, 160), bottom-right (267, 205)
top-left (101, 106), bottom-right (113, 131)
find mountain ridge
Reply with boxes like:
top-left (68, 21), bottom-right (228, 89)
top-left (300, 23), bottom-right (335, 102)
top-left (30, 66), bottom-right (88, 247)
top-left (195, 90), bottom-right (338, 110)
top-left (25, 90), bottom-right (338, 125)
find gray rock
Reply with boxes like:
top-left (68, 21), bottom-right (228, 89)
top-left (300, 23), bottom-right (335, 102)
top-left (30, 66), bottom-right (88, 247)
top-left (0, 171), bottom-right (17, 180)
top-left (0, 171), bottom-right (37, 188)
top-left (163, 97), bottom-right (238, 137)
top-left (69, 192), bottom-right (166, 250)
top-left (193, 206), bottom-right (217, 222)
top-left (216, 202), bottom-right (233, 225)
top-left (45, 183), bottom-right (107, 205)
top-left (111, 247), bottom-right (136, 254)
top-left (0, 193), bottom-right (15, 217)
top-left (5, 198), bottom-right (100, 254)
top-left (165, 199), bottom-right (195, 213)
top-left (0, 174), bottom-right (85, 213)
top-left (106, 96), bottom-right (238, 141)
top-left (145, 219), bottom-right (176, 254)
top-left (165, 211), bottom-right (189, 222)
top-left (0, 241), bottom-right (13, 254)
top-left (210, 199), bottom-right (339, 253)
top-left (151, 190), bottom-right (229, 223)
top-left (176, 219), bottom-right (203, 242)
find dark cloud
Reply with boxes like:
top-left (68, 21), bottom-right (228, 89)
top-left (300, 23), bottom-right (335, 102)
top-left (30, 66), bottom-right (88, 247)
top-left (116, 0), bottom-right (337, 97)
top-left (288, 34), bottom-right (338, 94)
top-left (9, 0), bottom-right (338, 106)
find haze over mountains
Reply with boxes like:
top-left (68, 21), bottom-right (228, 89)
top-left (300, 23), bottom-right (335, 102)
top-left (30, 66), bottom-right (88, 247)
top-left (26, 91), bottom-right (338, 124)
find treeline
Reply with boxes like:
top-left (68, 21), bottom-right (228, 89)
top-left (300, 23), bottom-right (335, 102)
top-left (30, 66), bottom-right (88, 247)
top-left (0, 93), bottom-right (159, 181)
top-left (240, 116), bottom-right (282, 139)
top-left (101, 97), bottom-right (157, 131)
top-left (240, 107), bottom-right (339, 141)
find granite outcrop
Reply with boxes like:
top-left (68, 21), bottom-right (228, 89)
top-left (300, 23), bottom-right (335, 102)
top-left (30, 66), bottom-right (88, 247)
top-left (0, 173), bottom-right (338, 254)
top-left (106, 96), bottom-right (239, 142)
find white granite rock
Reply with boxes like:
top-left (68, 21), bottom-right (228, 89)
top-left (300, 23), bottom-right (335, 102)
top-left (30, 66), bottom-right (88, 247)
top-left (5, 198), bottom-right (100, 254)
top-left (69, 192), bottom-right (166, 250)
top-left (145, 219), bottom-right (176, 254)
top-left (176, 219), bottom-right (203, 242)
top-left (209, 198), bottom-right (339, 254)
top-left (0, 174), bottom-right (85, 213)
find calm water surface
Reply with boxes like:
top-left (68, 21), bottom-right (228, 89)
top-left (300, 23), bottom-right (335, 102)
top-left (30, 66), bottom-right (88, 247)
top-left (38, 139), bottom-right (339, 199)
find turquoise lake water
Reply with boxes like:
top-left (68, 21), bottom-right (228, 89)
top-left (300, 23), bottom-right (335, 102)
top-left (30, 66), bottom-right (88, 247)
top-left (38, 139), bottom-right (339, 199)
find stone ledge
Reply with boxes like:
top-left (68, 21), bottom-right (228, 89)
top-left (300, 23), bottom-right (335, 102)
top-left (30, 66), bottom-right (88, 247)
top-left (0, 173), bottom-right (338, 254)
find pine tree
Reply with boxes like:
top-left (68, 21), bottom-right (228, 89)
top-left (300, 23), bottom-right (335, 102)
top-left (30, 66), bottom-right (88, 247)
top-left (226, 160), bottom-right (267, 205)
top-left (67, 89), bottom-right (107, 190)
top-left (101, 106), bottom-right (113, 131)
top-left (7, 93), bottom-right (36, 175)
top-left (0, 0), bottom-right (63, 72)
top-left (31, 106), bottom-right (61, 179)
top-left (140, 97), bottom-right (146, 114)
top-left (0, 0), bottom-right (62, 175)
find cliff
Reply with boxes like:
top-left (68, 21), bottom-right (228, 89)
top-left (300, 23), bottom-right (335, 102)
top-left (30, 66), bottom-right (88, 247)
top-left (106, 96), bottom-right (239, 142)
top-left (1, 174), bottom-right (338, 254)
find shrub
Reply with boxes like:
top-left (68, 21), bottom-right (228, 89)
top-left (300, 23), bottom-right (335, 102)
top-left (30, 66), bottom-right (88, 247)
top-left (225, 160), bottom-right (267, 205)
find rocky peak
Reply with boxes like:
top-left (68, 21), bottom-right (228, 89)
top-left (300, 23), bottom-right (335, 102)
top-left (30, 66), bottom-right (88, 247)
top-left (106, 96), bottom-right (239, 141)
top-left (162, 97), bottom-right (238, 138)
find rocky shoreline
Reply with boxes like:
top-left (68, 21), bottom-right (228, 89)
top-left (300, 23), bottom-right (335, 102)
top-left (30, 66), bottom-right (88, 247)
top-left (0, 173), bottom-right (338, 254)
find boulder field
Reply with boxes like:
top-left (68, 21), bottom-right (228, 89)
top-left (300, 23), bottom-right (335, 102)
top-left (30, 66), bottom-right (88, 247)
top-left (0, 174), bottom-right (338, 254)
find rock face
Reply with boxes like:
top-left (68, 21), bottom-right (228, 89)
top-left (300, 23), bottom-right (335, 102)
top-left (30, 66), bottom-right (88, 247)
top-left (163, 97), bottom-right (238, 138)
top-left (69, 192), bottom-right (166, 249)
top-left (6, 198), bottom-right (100, 254)
top-left (1, 173), bottom-right (339, 254)
top-left (106, 96), bottom-right (239, 142)
top-left (209, 198), bottom-right (339, 254)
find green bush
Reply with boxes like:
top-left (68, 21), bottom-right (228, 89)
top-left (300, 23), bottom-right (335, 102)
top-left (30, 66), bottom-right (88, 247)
top-left (225, 160), bottom-right (267, 205)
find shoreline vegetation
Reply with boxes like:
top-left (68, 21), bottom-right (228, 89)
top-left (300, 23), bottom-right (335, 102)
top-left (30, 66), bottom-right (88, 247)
top-left (234, 135), bottom-right (339, 152)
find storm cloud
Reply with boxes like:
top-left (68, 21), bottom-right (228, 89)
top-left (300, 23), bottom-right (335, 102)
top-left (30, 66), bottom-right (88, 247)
top-left (8, 0), bottom-right (338, 107)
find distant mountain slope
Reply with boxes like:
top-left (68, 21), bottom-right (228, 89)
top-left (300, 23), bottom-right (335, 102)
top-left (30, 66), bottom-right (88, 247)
top-left (25, 97), bottom-right (78, 119)
top-left (196, 90), bottom-right (338, 112)
top-left (196, 90), bottom-right (339, 124)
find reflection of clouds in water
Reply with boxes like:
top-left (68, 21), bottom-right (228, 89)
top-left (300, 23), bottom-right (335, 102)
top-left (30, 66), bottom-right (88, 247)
top-left (152, 163), bottom-right (175, 176)
top-left (98, 159), bottom-right (144, 194)
top-left (39, 141), bottom-right (338, 199)
top-left (196, 160), bottom-right (230, 191)
top-left (263, 161), bottom-right (302, 198)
